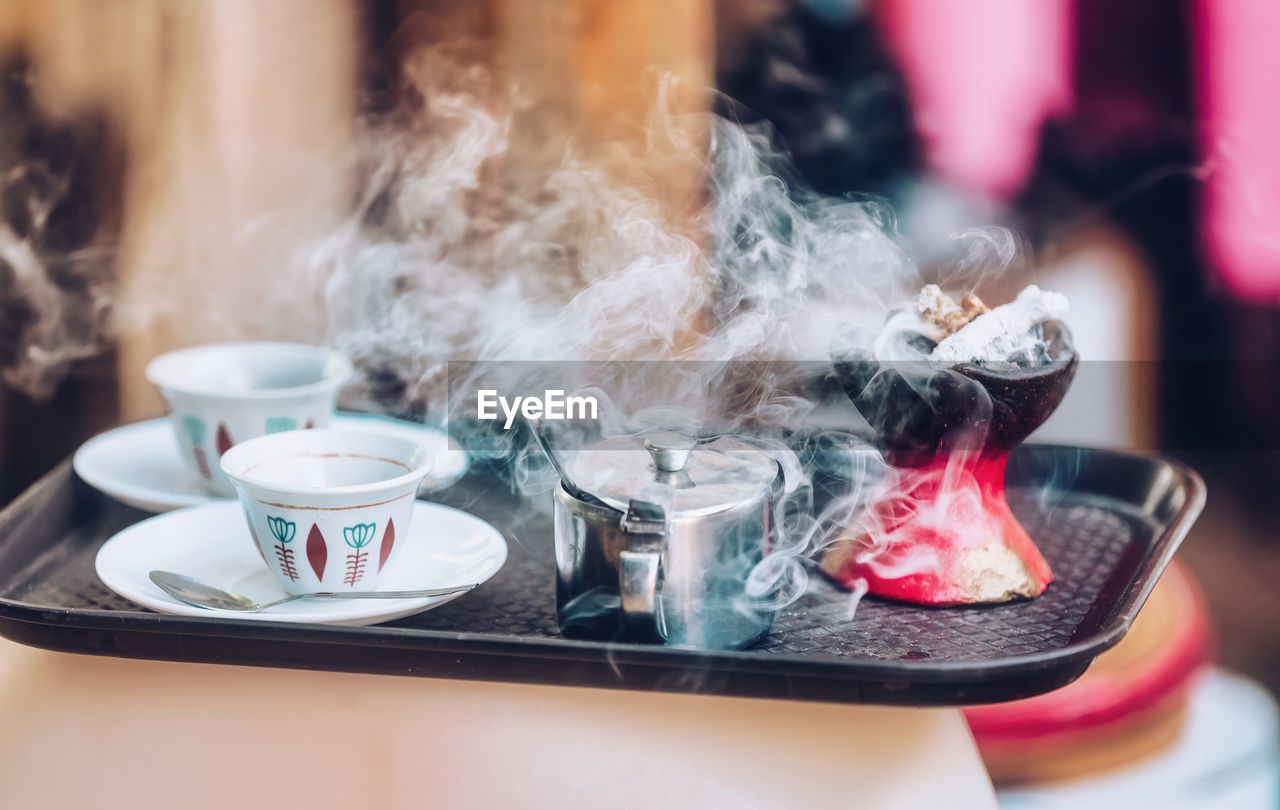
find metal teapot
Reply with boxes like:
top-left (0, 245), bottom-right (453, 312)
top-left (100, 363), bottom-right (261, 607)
top-left (551, 432), bottom-right (782, 650)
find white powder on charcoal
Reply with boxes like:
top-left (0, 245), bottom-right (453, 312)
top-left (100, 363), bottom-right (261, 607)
top-left (929, 285), bottom-right (1068, 365)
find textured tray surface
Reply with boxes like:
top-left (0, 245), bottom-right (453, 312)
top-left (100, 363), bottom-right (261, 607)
top-left (763, 499), bottom-right (1137, 662)
top-left (0, 446), bottom-right (1200, 705)
top-left (5, 489), bottom-right (1136, 662)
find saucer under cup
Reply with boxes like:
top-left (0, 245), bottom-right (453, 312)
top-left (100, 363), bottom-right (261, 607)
top-left (220, 429), bottom-right (433, 596)
top-left (93, 499), bottom-right (508, 625)
top-left (146, 342), bottom-right (352, 497)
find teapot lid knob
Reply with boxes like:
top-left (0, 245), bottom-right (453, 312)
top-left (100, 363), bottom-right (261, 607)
top-left (644, 432), bottom-right (696, 473)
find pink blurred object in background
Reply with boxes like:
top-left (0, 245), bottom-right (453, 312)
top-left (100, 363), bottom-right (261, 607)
top-left (1196, 0), bottom-right (1280, 302)
top-left (874, 0), bottom-right (1074, 200)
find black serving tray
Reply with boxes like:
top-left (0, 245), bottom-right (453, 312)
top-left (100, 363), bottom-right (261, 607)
top-left (0, 445), bottom-right (1203, 706)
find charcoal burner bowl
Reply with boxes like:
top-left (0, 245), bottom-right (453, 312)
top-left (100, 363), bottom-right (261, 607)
top-left (826, 321), bottom-right (1079, 605)
top-left (832, 321), bottom-right (1078, 465)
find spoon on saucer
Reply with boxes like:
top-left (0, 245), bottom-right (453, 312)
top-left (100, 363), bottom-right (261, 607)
top-left (149, 570), bottom-right (479, 612)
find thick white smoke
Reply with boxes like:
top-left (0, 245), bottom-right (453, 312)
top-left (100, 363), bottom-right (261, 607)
top-left (306, 46), bottom-right (928, 421)
top-left (5, 41), bottom-right (1047, 625)
top-left (0, 57), bottom-right (118, 400)
top-left (293, 46), bottom-right (958, 620)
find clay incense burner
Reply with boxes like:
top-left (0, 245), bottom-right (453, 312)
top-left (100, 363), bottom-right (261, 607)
top-left (825, 321), bottom-right (1079, 605)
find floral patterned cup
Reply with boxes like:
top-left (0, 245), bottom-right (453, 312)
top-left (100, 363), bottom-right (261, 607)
top-left (146, 342), bottom-right (352, 497)
top-left (220, 429), bottom-right (433, 595)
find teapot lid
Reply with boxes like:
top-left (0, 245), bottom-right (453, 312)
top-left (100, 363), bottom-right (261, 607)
top-left (565, 432), bottom-right (778, 517)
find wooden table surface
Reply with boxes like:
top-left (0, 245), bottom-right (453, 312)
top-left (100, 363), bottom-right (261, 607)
top-left (0, 636), bottom-right (996, 810)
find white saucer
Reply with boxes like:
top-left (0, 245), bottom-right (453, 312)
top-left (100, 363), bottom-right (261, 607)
top-left (74, 415), bottom-right (471, 513)
top-left (95, 500), bottom-right (507, 626)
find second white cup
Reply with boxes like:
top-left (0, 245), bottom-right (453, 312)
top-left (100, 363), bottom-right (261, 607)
top-left (146, 342), bottom-right (352, 496)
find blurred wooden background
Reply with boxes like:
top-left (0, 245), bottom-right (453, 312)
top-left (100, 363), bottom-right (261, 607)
top-left (3, 0), bottom-right (1278, 721)
top-left (0, 0), bottom-right (714, 500)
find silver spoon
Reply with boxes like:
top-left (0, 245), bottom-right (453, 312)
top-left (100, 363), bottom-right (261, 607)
top-left (149, 570), bottom-right (478, 612)
top-left (526, 417), bottom-right (607, 507)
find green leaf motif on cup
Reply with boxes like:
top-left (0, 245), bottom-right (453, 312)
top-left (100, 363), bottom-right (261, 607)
top-left (267, 516), bottom-right (296, 544)
top-left (265, 416), bottom-right (298, 434)
top-left (342, 522), bottom-right (376, 587)
top-left (182, 416), bottom-right (212, 479)
top-left (343, 523), bottom-right (376, 549)
top-left (266, 516), bottom-right (299, 582)
top-left (181, 416), bottom-right (205, 445)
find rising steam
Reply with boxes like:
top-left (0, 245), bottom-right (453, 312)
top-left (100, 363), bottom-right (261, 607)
top-left (292, 44), bottom-right (977, 622)
top-left (4, 39), bottom-right (1041, 627)
top-left (0, 57), bottom-right (118, 399)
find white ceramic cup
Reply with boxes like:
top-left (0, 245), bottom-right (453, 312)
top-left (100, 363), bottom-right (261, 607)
top-left (220, 429), bottom-right (433, 595)
top-left (146, 342), bottom-right (352, 496)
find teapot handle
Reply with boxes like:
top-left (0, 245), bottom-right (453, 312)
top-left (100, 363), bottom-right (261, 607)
top-left (619, 549), bottom-right (661, 635)
top-left (619, 499), bottom-right (665, 639)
